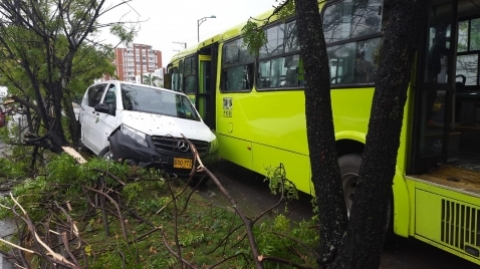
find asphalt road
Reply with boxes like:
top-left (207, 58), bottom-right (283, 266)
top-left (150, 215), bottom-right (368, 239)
top-left (198, 160), bottom-right (479, 269)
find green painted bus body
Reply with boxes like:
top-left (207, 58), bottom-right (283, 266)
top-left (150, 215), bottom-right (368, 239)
top-left (166, 0), bottom-right (480, 264)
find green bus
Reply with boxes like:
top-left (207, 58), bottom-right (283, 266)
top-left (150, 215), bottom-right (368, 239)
top-left (166, 0), bottom-right (480, 265)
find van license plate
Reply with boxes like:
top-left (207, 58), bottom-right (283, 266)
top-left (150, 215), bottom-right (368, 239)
top-left (173, 158), bottom-right (192, 169)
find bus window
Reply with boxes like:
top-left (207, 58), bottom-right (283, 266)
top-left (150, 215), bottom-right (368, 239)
top-left (456, 18), bottom-right (480, 86)
top-left (257, 20), bottom-right (304, 90)
top-left (184, 56), bottom-right (197, 94)
top-left (175, 60), bottom-right (184, 92)
top-left (169, 67), bottom-right (182, 92)
top-left (221, 38), bottom-right (254, 92)
top-left (328, 38), bottom-right (382, 84)
top-left (323, 0), bottom-right (386, 86)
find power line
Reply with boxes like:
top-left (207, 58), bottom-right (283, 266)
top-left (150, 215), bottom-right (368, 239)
top-left (172, 41), bottom-right (187, 49)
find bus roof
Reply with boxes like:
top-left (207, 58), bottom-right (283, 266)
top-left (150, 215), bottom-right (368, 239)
top-left (168, 7), bottom-right (275, 63)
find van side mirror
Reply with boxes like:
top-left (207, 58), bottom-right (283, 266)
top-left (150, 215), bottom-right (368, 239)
top-left (94, 103), bottom-right (115, 115)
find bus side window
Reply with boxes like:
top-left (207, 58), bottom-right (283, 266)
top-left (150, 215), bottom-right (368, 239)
top-left (221, 38), bottom-right (254, 92)
top-left (323, 0), bottom-right (386, 86)
top-left (256, 20), bottom-right (303, 90)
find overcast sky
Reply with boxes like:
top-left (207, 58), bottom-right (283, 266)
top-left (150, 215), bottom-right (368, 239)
top-left (97, 0), bottom-right (276, 68)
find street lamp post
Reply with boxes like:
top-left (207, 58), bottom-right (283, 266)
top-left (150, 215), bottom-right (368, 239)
top-left (197, 15), bottom-right (216, 42)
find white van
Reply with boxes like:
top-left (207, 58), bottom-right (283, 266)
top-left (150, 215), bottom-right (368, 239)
top-left (78, 81), bottom-right (218, 174)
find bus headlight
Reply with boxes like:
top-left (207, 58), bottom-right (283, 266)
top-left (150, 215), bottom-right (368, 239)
top-left (120, 125), bottom-right (148, 147)
top-left (209, 138), bottom-right (218, 153)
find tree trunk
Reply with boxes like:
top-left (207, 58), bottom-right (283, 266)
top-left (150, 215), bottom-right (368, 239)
top-left (331, 1), bottom-right (432, 268)
top-left (294, 0), bottom-right (348, 266)
top-left (295, 0), bottom-right (433, 268)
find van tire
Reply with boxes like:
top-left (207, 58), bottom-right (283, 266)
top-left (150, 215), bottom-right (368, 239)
top-left (101, 147), bottom-right (113, 161)
top-left (189, 174), bottom-right (209, 188)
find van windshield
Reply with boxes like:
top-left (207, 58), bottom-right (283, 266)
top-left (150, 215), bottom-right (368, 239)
top-left (120, 84), bottom-right (200, 121)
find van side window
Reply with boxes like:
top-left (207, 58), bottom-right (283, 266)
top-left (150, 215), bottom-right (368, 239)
top-left (87, 84), bottom-right (106, 107)
top-left (104, 85), bottom-right (116, 105)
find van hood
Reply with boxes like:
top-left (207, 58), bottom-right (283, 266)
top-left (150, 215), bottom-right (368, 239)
top-left (121, 111), bottom-right (215, 142)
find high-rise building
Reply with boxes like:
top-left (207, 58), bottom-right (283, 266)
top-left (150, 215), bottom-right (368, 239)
top-left (114, 43), bottom-right (163, 82)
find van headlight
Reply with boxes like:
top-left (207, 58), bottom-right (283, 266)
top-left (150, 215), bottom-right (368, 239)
top-left (209, 138), bottom-right (218, 153)
top-left (120, 125), bottom-right (148, 147)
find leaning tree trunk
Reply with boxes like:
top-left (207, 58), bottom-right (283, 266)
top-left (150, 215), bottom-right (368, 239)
top-left (331, 1), bottom-right (432, 268)
top-left (294, 0), bottom-right (348, 266)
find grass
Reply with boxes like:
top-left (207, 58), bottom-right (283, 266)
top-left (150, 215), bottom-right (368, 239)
top-left (0, 153), bottom-right (319, 269)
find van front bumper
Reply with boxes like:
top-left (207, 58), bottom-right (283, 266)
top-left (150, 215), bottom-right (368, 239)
top-left (108, 129), bottom-right (219, 175)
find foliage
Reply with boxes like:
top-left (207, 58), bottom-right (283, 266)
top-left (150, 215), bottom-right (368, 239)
top-left (68, 44), bottom-right (117, 100)
top-left (241, 0), bottom-right (295, 56)
top-left (142, 73), bottom-right (162, 87)
top-left (0, 0), bottom-right (136, 153)
top-left (110, 23), bottom-right (136, 45)
top-left (242, 20), bottom-right (268, 56)
top-left (264, 163), bottom-right (298, 200)
top-left (0, 149), bottom-right (319, 268)
top-left (256, 215), bottom-right (318, 268)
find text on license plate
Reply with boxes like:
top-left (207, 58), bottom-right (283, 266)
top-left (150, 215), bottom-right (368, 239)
top-left (173, 158), bottom-right (193, 169)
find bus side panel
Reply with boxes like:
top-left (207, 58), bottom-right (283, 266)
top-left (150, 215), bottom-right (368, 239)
top-left (251, 143), bottom-right (313, 195)
top-left (218, 134), bottom-right (253, 170)
top-left (391, 85), bottom-right (415, 238)
top-left (414, 182), bottom-right (480, 264)
top-left (331, 89), bottom-right (373, 136)
top-left (392, 172), bottom-right (410, 237)
top-left (216, 90), bottom-right (308, 177)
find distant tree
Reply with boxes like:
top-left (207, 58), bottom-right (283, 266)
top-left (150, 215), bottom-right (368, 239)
top-left (142, 73), bottom-right (162, 87)
top-left (244, 0), bottom-right (432, 268)
top-left (0, 0), bottom-right (135, 153)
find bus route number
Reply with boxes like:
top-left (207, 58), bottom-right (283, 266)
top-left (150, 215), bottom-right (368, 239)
top-left (223, 97), bottom-right (232, 118)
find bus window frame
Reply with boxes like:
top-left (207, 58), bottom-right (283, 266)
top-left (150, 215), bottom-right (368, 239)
top-left (183, 55), bottom-right (198, 94)
top-left (456, 15), bottom-right (480, 88)
top-left (321, 0), bottom-right (386, 89)
top-left (220, 37), bottom-right (255, 93)
top-left (256, 19), bottom-right (305, 92)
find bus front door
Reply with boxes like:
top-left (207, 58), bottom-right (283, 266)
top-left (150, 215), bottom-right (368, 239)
top-left (198, 55), bottom-right (215, 130)
top-left (412, 0), bottom-right (458, 173)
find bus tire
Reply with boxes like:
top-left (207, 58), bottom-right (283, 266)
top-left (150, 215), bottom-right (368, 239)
top-left (338, 153), bottom-right (363, 216)
top-left (338, 153), bottom-right (394, 239)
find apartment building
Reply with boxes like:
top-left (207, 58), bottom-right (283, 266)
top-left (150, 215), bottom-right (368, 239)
top-left (115, 43), bottom-right (163, 82)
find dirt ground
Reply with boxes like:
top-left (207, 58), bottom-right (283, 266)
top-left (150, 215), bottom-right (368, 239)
top-left (196, 161), bottom-right (479, 269)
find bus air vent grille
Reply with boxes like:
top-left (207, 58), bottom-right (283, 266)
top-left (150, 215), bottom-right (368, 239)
top-left (441, 199), bottom-right (480, 252)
